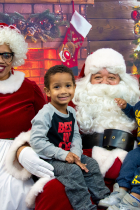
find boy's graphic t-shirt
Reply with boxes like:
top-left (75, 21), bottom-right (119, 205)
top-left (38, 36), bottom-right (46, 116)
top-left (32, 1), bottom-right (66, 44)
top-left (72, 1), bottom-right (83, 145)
top-left (47, 111), bottom-right (75, 151)
top-left (30, 103), bottom-right (82, 161)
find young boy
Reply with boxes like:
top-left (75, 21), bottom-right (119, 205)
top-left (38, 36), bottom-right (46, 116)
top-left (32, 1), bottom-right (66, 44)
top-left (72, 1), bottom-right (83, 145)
top-left (98, 98), bottom-right (140, 210)
top-left (30, 65), bottom-right (110, 210)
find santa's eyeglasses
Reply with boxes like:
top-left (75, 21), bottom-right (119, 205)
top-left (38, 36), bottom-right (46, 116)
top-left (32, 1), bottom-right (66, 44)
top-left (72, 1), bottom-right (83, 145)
top-left (0, 52), bottom-right (14, 63)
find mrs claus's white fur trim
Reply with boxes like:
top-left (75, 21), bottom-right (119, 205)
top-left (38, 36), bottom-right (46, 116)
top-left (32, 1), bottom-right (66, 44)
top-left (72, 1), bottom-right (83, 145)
top-left (5, 130), bottom-right (31, 180)
top-left (0, 71), bottom-right (25, 94)
top-left (5, 130), bottom-right (54, 208)
top-left (84, 48), bottom-right (126, 77)
top-left (92, 146), bottom-right (128, 177)
top-left (26, 177), bottom-right (55, 208)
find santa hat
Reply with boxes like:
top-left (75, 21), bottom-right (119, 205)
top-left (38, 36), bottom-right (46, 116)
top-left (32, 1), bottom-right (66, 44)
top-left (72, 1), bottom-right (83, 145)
top-left (82, 48), bottom-right (126, 78)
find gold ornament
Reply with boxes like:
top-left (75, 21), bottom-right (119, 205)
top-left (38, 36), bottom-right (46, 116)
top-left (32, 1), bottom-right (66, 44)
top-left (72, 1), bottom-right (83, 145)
top-left (134, 53), bottom-right (138, 58)
top-left (131, 64), bottom-right (138, 74)
top-left (134, 26), bottom-right (140, 35)
top-left (134, 22), bottom-right (140, 35)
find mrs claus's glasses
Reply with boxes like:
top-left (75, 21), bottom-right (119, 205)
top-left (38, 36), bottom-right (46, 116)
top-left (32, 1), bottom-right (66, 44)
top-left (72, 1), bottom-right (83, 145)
top-left (0, 52), bottom-right (14, 63)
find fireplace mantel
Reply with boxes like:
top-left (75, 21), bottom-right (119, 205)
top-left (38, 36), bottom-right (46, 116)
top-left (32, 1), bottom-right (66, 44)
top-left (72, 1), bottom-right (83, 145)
top-left (0, 0), bottom-right (94, 4)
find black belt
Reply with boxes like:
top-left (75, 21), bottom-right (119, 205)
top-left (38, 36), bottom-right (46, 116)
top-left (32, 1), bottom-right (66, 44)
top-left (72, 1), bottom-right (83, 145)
top-left (82, 133), bottom-right (103, 149)
top-left (82, 129), bottom-right (136, 152)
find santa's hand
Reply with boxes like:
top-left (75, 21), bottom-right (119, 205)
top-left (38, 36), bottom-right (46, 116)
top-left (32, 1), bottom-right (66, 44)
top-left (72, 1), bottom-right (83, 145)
top-left (114, 98), bottom-right (127, 109)
top-left (18, 147), bottom-right (54, 178)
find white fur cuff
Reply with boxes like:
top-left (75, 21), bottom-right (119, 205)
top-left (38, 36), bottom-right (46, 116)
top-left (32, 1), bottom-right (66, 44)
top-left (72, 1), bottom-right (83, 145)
top-left (5, 130), bottom-right (32, 180)
top-left (92, 146), bottom-right (128, 177)
top-left (26, 177), bottom-right (54, 208)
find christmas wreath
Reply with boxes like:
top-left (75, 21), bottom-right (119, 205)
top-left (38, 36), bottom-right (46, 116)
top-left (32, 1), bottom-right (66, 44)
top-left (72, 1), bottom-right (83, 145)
top-left (0, 10), bottom-right (69, 43)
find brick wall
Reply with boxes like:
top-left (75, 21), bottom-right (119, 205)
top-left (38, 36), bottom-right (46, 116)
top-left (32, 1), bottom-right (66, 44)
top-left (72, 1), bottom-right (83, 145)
top-left (0, 3), bottom-right (88, 98)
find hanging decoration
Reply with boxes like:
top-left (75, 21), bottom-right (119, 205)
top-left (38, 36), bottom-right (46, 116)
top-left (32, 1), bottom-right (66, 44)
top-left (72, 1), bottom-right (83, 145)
top-left (131, 64), bottom-right (138, 75)
top-left (131, 7), bottom-right (140, 35)
top-left (127, 7), bottom-right (140, 74)
top-left (127, 38), bottom-right (140, 74)
top-left (0, 10), bottom-right (68, 43)
top-left (58, 1), bottom-right (92, 76)
top-left (131, 10), bottom-right (140, 21)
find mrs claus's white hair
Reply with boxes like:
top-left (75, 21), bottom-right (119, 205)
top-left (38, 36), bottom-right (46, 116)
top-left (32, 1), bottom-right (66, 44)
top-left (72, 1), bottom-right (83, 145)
top-left (0, 25), bottom-right (28, 67)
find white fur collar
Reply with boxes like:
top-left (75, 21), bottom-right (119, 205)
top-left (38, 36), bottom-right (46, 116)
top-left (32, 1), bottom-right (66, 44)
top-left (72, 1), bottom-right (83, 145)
top-left (0, 71), bottom-right (25, 94)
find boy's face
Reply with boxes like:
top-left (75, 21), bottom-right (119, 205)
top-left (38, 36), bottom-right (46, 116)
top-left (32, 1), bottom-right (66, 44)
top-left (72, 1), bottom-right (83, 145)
top-left (44, 72), bottom-right (76, 111)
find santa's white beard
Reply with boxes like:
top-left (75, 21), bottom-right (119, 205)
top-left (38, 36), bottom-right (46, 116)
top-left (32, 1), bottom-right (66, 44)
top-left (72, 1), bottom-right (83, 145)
top-left (73, 81), bottom-right (139, 134)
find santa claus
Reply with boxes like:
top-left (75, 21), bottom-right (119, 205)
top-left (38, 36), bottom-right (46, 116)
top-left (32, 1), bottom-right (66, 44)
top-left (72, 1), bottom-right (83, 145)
top-left (73, 48), bottom-right (140, 178)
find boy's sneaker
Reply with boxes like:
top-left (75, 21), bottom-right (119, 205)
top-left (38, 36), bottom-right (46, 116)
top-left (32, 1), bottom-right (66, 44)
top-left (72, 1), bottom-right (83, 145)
top-left (98, 183), bottom-right (127, 208)
top-left (107, 193), bottom-right (140, 210)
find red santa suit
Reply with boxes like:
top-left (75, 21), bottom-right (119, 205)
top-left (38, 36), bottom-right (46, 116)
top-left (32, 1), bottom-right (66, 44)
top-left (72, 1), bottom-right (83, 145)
top-left (0, 71), bottom-right (46, 210)
top-left (72, 48), bottom-right (140, 181)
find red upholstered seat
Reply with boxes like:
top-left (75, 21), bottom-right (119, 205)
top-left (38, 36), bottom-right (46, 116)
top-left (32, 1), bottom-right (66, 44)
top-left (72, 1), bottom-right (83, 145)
top-left (35, 149), bottom-right (122, 210)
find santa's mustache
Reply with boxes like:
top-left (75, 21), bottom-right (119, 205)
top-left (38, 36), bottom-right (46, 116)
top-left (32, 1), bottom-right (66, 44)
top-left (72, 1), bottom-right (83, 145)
top-left (73, 81), bottom-right (138, 106)
top-left (87, 82), bottom-right (130, 97)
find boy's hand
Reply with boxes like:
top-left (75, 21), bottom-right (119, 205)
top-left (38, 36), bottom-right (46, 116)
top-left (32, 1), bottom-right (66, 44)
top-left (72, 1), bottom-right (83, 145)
top-left (65, 152), bottom-right (80, 163)
top-left (72, 153), bottom-right (80, 161)
top-left (66, 152), bottom-right (89, 172)
top-left (114, 98), bottom-right (127, 109)
top-left (74, 158), bottom-right (89, 173)
top-left (65, 152), bottom-right (75, 163)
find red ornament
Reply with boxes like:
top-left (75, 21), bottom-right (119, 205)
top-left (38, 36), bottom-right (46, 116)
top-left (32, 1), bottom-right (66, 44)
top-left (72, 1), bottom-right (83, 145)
top-left (64, 50), bottom-right (71, 60)
top-left (131, 10), bottom-right (140, 21)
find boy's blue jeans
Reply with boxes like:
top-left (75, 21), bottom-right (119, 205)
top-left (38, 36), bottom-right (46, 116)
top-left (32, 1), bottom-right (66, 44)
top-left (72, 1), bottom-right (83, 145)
top-left (46, 154), bottom-right (110, 210)
top-left (117, 147), bottom-right (140, 194)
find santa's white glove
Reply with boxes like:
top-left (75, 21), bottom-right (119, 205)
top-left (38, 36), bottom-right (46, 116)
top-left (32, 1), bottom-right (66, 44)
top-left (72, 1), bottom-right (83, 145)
top-left (18, 147), bottom-right (54, 178)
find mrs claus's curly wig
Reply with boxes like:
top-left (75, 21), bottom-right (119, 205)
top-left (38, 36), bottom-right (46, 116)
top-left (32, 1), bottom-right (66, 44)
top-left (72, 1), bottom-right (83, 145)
top-left (0, 25), bottom-right (28, 67)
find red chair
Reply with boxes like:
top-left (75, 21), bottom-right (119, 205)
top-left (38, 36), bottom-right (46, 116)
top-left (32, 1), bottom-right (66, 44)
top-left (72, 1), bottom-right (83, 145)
top-left (35, 148), bottom-right (122, 210)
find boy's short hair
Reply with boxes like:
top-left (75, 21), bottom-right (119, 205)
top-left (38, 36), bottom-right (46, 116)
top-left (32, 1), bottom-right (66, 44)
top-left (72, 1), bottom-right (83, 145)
top-left (44, 65), bottom-right (75, 89)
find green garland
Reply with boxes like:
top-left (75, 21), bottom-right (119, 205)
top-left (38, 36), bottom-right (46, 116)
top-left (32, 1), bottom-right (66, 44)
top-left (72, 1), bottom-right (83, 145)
top-left (0, 10), bottom-right (69, 43)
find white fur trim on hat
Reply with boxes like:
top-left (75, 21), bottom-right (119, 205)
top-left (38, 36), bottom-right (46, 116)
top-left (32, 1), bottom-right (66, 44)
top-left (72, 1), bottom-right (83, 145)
top-left (84, 48), bottom-right (126, 77)
top-left (5, 130), bottom-right (31, 180)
